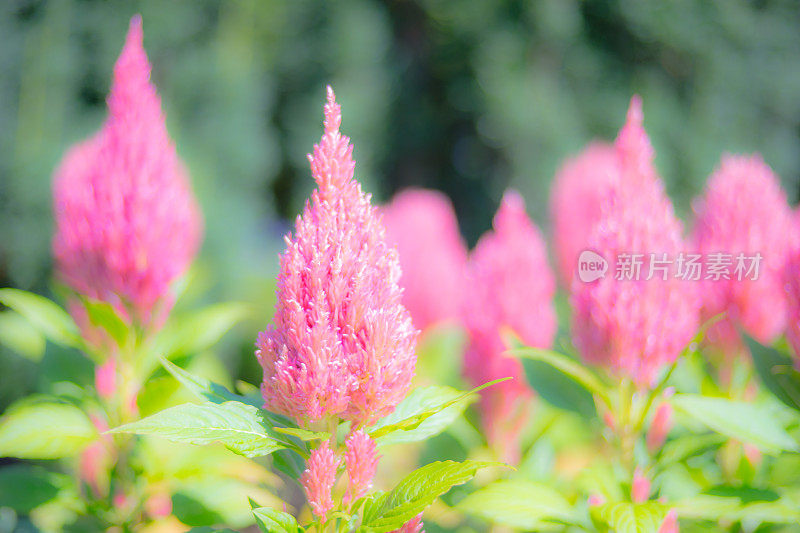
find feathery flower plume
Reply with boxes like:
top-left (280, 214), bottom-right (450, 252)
top-left (382, 189), bottom-right (468, 330)
top-left (646, 401), bottom-right (674, 453)
top-left (658, 510), bottom-right (679, 533)
top-left (550, 142), bottom-right (620, 284)
top-left (344, 430), bottom-right (379, 505)
top-left (570, 97), bottom-right (698, 387)
top-left (463, 190), bottom-right (556, 462)
top-left (390, 514), bottom-right (424, 533)
top-left (300, 442), bottom-right (340, 521)
top-left (691, 154), bottom-right (795, 352)
top-left (256, 87), bottom-right (417, 425)
top-left (785, 247), bottom-right (800, 364)
top-left (52, 16), bottom-right (202, 331)
top-left (94, 357), bottom-right (117, 400)
top-left (631, 467), bottom-right (651, 503)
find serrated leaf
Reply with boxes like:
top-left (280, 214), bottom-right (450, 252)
top-left (595, 502), bottom-right (668, 533)
top-left (672, 394), bottom-right (798, 453)
top-left (110, 401), bottom-right (287, 458)
top-left (0, 288), bottom-right (82, 349)
top-left (0, 465), bottom-right (72, 513)
top-left (80, 297), bottom-right (129, 348)
top-left (362, 460), bottom-right (502, 532)
top-left (368, 385), bottom-right (474, 446)
top-left (272, 427), bottom-right (330, 441)
top-left (457, 479), bottom-right (574, 530)
top-left (0, 310), bottom-right (46, 361)
top-left (511, 347), bottom-right (609, 406)
top-left (369, 379), bottom-right (508, 440)
top-left (0, 401), bottom-right (96, 459)
top-left (746, 335), bottom-right (800, 412)
top-left (250, 498), bottom-right (299, 533)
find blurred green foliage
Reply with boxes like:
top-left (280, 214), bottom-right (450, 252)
top-left (2, 0), bottom-right (800, 404)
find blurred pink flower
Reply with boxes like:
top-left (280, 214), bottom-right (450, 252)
top-left (300, 441), bottom-right (340, 521)
top-left (587, 494), bottom-right (606, 507)
top-left (145, 492), bottom-right (173, 519)
top-left (382, 189), bottom-right (468, 330)
top-left (631, 467), bottom-right (651, 503)
top-left (52, 15), bottom-right (202, 331)
top-left (658, 509), bottom-right (679, 533)
top-left (646, 401), bottom-right (673, 453)
top-left (691, 154), bottom-right (795, 353)
top-left (463, 190), bottom-right (556, 463)
top-left (94, 357), bottom-right (117, 400)
top-left (785, 247), bottom-right (800, 364)
top-left (551, 142), bottom-right (620, 284)
top-left (570, 97), bottom-right (699, 387)
top-left (78, 416), bottom-right (113, 497)
top-left (391, 514), bottom-right (424, 533)
top-left (257, 87), bottom-right (417, 425)
top-left (344, 430), bottom-right (380, 505)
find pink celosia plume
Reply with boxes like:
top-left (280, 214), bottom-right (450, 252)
top-left (631, 467), bottom-right (651, 503)
top-left (646, 401), bottom-right (674, 453)
top-left (658, 509), bottom-right (679, 533)
top-left (256, 87), bottom-right (418, 425)
top-left (570, 96), bottom-right (699, 387)
top-left (550, 142), bottom-right (620, 284)
top-left (52, 15), bottom-right (202, 331)
top-left (785, 247), bottom-right (800, 364)
top-left (94, 357), bottom-right (117, 400)
top-left (390, 514), bottom-right (424, 533)
top-left (463, 190), bottom-right (556, 463)
top-left (300, 441), bottom-right (340, 521)
top-left (344, 430), bottom-right (380, 505)
top-left (382, 189), bottom-right (468, 330)
top-left (691, 154), bottom-right (796, 352)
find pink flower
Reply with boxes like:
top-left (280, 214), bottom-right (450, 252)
top-left (390, 514), bottom-right (424, 533)
top-left (462, 190), bottom-right (556, 463)
top-left (646, 401), bottom-right (673, 453)
top-left (344, 430), bottom-right (380, 505)
top-left (52, 15), bottom-right (202, 331)
top-left (79, 416), bottom-right (113, 497)
top-left (691, 154), bottom-right (795, 353)
top-left (570, 97), bottom-right (699, 387)
top-left (587, 494), bottom-right (606, 507)
top-left (658, 509), bottom-right (679, 533)
top-left (785, 247), bottom-right (800, 364)
top-left (94, 357), bottom-right (117, 400)
top-left (550, 142), bottom-right (620, 284)
top-left (631, 467), bottom-right (651, 503)
top-left (145, 492), bottom-right (173, 518)
top-left (300, 442), bottom-right (341, 522)
top-left (382, 189), bottom-right (468, 330)
top-left (256, 87), bottom-right (418, 425)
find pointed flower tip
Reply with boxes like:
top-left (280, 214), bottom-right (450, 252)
top-left (494, 189), bottom-right (527, 231)
top-left (323, 85), bottom-right (341, 135)
top-left (125, 15), bottom-right (144, 53)
top-left (626, 94), bottom-right (643, 126)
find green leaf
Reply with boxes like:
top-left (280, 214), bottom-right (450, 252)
top-left (595, 502), bottom-right (668, 533)
top-left (672, 394), bottom-right (798, 453)
top-left (155, 303), bottom-right (249, 358)
top-left (456, 479), bottom-right (574, 530)
top-left (658, 433), bottom-right (725, 465)
top-left (109, 401), bottom-right (288, 458)
top-left (250, 498), bottom-right (299, 533)
top-left (368, 379), bottom-right (508, 440)
top-left (361, 460), bottom-right (502, 532)
top-left (272, 427), bottom-right (330, 441)
top-left (0, 288), bottom-right (82, 349)
top-left (0, 309), bottom-right (46, 361)
top-left (520, 356), bottom-right (597, 419)
top-left (0, 465), bottom-right (72, 513)
top-left (160, 357), bottom-right (262, 408)
top-left (511, 347), bottom-right (608, 406)
top-left (368, 385), bottom-right (476, 446)
top-left (746, 335), bottom-right (800, 412)
top-left (80, 297), bottom-right (129, 348)
top-left (0, 401), bottom-right (97, 459)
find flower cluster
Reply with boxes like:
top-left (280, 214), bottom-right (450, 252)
top-left (256, 87), bottom-right (418, 426)
top-left (52, 16), bottom-right (202, 332)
